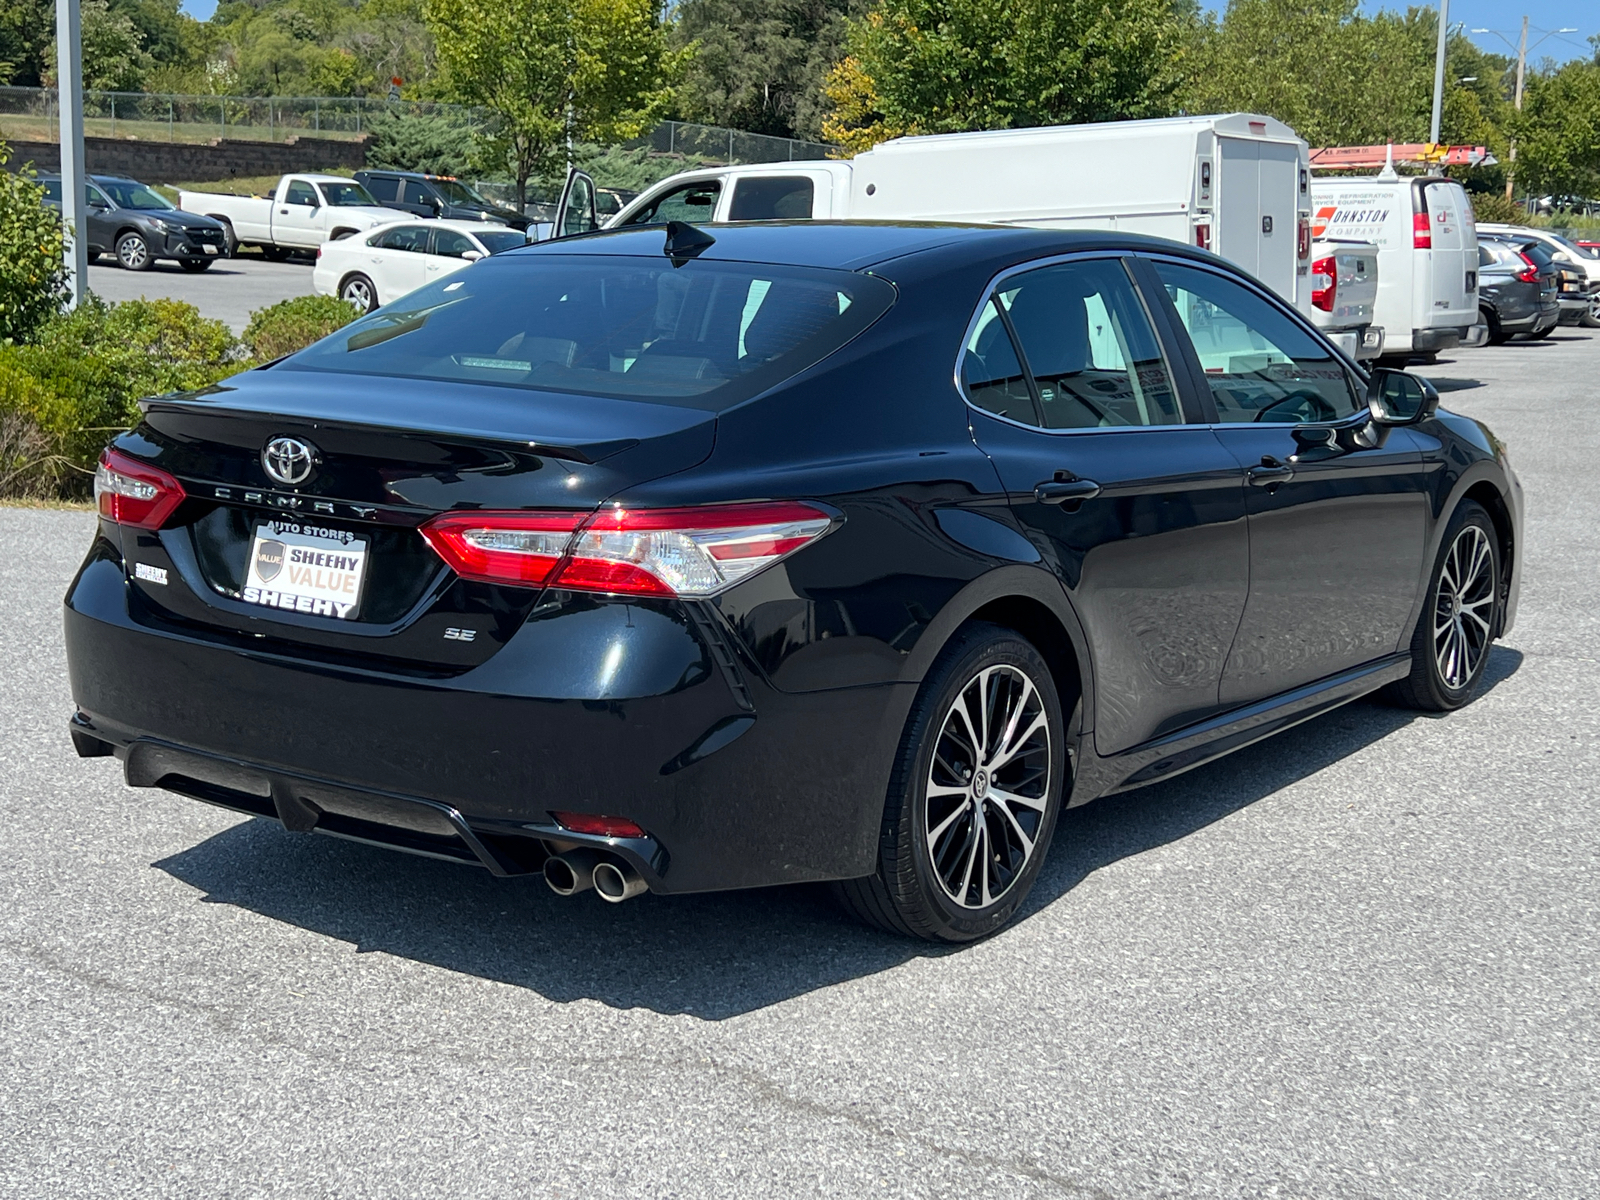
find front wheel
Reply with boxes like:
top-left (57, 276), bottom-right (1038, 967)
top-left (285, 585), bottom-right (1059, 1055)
top-left (340, 273), bottom-right (378, 313)
top-left (1387, 501), bottom-right (1501, 711)
top-left (115, 231), bottom-right (152, 271)
top-left (1582, 299), bottom-right (1600, 329)
top-left (835, 623), bottom-right (1069, 942)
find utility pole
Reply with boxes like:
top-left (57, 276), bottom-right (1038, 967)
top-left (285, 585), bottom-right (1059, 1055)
top-left (1430, 0), bottom-right (1450, 144)
top-left (55, 0), bottom-right (87, 309)
top-left (1508, 15), bottom-right (1527, 201)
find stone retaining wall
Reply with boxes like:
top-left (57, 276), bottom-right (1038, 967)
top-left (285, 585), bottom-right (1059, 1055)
top-left (2, 134), bottom-right (369, 182)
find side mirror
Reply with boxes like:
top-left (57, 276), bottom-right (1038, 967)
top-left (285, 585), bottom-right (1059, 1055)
top-left (461, 249), bottom-right (484, 262)
top-left (1366, 367), bottom-right (1439, 426)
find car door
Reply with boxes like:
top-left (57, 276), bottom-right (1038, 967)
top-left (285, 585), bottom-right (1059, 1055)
top-left (1145, 256), bottom-right (1428, 704)
top-left (84, 182), bottom-right (116, 255)
top-left (274, 179), bottom-right (324, 248)
top-left (366, 225), bottom-right (431, 302)
top-left (425, 227), bottom-right (480, 287)
top-left (400, 179), bottom-right (440, 219)
top-left (963, 254), bottom-right (1251, 755)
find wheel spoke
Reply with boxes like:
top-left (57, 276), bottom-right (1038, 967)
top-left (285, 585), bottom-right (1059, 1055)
top-left (993, 797), bottom-right (1036, 856)
top-left (926, 799), bottom-right (970, 850)
top-left (990, 711), bottom-right (1048, 771)
top-left (989, 784), bottom-right (1047, 812)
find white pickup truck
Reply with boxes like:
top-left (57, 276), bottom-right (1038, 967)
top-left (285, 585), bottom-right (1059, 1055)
top-left (178, 173), bottom-right (398, 259)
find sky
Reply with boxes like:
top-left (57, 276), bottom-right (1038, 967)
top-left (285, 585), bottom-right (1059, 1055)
top-left (174, 0), bottom-right (1597, 65)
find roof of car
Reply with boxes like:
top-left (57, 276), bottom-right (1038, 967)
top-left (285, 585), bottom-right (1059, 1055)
top-left (516, 220), bottom-right (1218, 273)
top-left (361, 217), bottom-right (523, 237)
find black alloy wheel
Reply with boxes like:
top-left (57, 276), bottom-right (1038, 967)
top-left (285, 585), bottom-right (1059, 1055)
top-left (115, 231), bottom-right (152, 271)
top-left (179, 259), bottom-right (213, 273)
top-left (1481, 307), bottom-right (1507, 346)
top-left (216, 218), bottom-right (237, 258)
top-left (835, 623), bottom-right (1069, 942)
top-left (340, 274), bottom-right (378, 313)
top-left (1388, 501), bottom-right (1500, 711)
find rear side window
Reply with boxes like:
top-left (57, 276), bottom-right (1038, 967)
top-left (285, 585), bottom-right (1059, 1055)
top-left (364, 176), bottom-right (401, 202)
top-left (624, 181), bottom-right (722, 225)
top-left (729, 177), bottom-right (815, 221)
top-left (1154, 260), bottom-right (1362, 424)
top-left (286, 254), bottom-right (896, 411)
top-left (961, 299), bottom-right (1034, 424)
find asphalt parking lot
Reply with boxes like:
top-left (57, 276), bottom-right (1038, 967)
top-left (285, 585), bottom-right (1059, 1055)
top-left (2, 332), bottom-right (1596, 1198)
top-left (86, 253), bottom-right (316, 332)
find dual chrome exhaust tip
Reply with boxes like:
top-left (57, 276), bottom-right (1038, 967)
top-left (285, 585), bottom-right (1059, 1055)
top-left (542, 849), bottom-right (648, 903)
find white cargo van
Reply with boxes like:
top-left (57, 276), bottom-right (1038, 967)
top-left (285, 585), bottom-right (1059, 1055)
top-left (1309, 238), bottom-right (1383, 359)
top-left (1309, 170), bottom-right (1478, 357)
top-left (595, 114), bottom-right (1314, 312)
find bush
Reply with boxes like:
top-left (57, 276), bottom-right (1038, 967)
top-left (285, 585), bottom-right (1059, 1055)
top-left (365, 110), bottom-right (483, 177)
top-left (1468, 191), bottom-right (1523, 224)
top-left (243, 294), bottom-right (362, 361)
top-left (0, 357), bottom-right (70, 499)
top-left (0, 140), bottom-right (68, 345)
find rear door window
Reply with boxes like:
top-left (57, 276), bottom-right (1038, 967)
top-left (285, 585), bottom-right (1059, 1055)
top-left (728, 177), bottom-right (815, 221)
top-left (287, 254), bottom-right (896, 411)
top-left (624, 181), bottom-right (722, 225)
top-left (1153, 259), bottom-right (1362, 424)
top-left (364, 175), bottom-right (401, 201)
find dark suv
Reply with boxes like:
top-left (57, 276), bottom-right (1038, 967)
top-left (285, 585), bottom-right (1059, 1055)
top-left (354, 170), bottom-right (531, 232)
top-left (40, 173), bottom-right (228, 271)
top-left (1476, 236), bottom-right (1560, 343)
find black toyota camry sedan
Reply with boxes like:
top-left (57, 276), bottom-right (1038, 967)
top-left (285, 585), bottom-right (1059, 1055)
top-left (65, 221), bottom-right (1523, 941)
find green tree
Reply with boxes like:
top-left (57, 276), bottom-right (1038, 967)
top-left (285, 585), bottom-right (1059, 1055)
top-left (426, 0), bottom-right (684, 208)
top-left (0, 0), bottom-right (54, 88)
top-left (1514, 60), bottom-right (1600, 200)
top-left (0, 142), bottom-right (66, 346)
top-left (823, 0), bottom-right (1195, 149)
top-left (671, 0), bottom-right (869, 141)
top-left (44, 0), bottom-right (153, 92)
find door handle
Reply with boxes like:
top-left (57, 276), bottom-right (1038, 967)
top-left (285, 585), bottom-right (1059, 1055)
top-left (1248, 456), bottom-right (1295, 486)
top-left (1033, 478), bottom-right (1102, 505)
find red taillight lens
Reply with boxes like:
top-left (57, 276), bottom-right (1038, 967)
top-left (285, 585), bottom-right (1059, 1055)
top-left (1194, 222), bottom-right (1211, 251)
top-left (1413, 212), bottom-right (1432, 249)
top-left (94, 448), bottom-right (186, 530)
top-left (418, 510), bottom-right (583, 585)
top-left (1311, 255), bottom-right (1336, 312)
top-left (419, 501), bottom-right (836, 596)
top-left (1516, 253), bottom-right (1539, 284)
top-left (551, 811), bottom-right (647, 838)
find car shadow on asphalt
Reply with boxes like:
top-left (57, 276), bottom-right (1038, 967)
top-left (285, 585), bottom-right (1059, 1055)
top-left (154, 646), bottom-right (1523, 1020)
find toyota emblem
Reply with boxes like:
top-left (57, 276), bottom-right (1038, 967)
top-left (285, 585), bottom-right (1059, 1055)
top-left (262, 436), bottom-right (318, 486)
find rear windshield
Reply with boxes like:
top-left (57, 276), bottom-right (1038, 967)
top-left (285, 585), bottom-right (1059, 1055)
top-left (285, 253), bottom-right (896, 411)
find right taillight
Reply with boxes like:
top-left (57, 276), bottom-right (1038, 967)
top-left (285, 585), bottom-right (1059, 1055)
top-left (1413, 212), bottom-right (1432, 249)
top-left (95, 448), bottom-right (186, 530)
top-left (1311, 255), bottom-right (1337, 312)
top-left (420, 501), bottom-right (837, 597)
top-left (1516, 252), bottom-right (1539, 284)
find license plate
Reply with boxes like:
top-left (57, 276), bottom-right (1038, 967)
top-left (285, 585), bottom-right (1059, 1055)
top-left (242, 521), bottom-right (368, 620)
top-left (203, 244), bottom-right (218, 254)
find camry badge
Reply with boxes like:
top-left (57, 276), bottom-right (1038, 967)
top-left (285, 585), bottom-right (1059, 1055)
top-left (262, 436), bottom-right (318, 486)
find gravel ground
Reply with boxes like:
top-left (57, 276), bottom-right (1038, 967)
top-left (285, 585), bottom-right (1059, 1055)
top-left (85, 252), bottom-right (316, 332)
top-left (1, 331), bottom-right (1595, 1198)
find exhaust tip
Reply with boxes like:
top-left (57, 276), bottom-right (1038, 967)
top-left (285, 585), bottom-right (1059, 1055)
top-left (593, 859), bottom-right (648, 904)
top-left (543, 850), bottom-right (598, 896)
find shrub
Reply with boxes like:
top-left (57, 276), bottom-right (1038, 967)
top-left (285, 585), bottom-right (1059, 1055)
top-left (243, 294), bottom-right (362, 361)
top-left (0, 356), bottom-right (71, 499)
top-left (1468, 191), bottom-right (1523, 224)
top-left (365, 110), bottom-right (483, 177)
top-left (0, 140), bottom-right (67, 344)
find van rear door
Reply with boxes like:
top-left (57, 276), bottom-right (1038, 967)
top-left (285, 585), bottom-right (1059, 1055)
top-left (1217, 136), bottom-right (1298, 303)
top-left (1417, 179), bottom-right (1473, 330)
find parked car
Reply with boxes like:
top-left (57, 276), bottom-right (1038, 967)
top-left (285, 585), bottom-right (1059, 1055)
top-left (1308, 237), bottom-right (1383, 359)
top-left (65, 222), bottom-right (1522, 942)
top-left (354, 170), bottom-right (531, 232)
top-left (313, 219), bottom-right (530, 311)
top-left (1475, 235), bottom-right (1560, 343)
top-left (40, 173), bottom-right (228, 271)
top-left (178, 174), bottom-right (397, 258)
top-left (1477, 223), bottom-right (1600, 327)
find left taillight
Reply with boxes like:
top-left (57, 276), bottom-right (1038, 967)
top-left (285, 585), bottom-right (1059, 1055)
top-left (95, 448), bottom-right (186, 530)
top-left (1311, 255), bottom-right (1337, 312)
top-left (420, 501), bottom-right (836, 597)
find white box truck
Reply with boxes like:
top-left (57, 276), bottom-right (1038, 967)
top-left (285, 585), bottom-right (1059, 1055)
top-left (594, 114), bottom-right (1315, 312)
top-left (1309, 170), bottom-right (1478, 357)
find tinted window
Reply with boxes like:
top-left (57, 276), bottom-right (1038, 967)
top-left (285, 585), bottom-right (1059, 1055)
top-left (1155, 260), bottom-right (1361, 424)
top-left (375, 226), bottom-right (430, 252)
top-left (729, 177), bottom-right (815, 221)
top-left (285, 180), bottom-right (318, 206)
top-left (364, 175), bottom-right (401, 202)
top-left (433, 229), bottom-right (477, 258)
top-left (401, 180), bottom-right (435, 206)
top-left (961, 298), bottom-right (1034, 424)
top-left (288, 255), bottom-right (896, 411)
top-left (475, 229), bottom-right (529, 254)
top-left (990, 258), bottom-right (1182, 429)
top-left (322, 181), bottom-right (379, 207)
top-left (625, 181), bottom-right (721, 225)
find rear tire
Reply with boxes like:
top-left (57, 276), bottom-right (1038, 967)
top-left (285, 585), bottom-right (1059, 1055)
top-left (1481, 307), bottom-right (1507, 345)
top-left (340, 273), bottom-right (378, 312)
top-left (1386, 501), bottom-right (1500, 712)
top-left (214, 217), bottom-right (237, 258)
top-left (834, 623), bottom-right (1069, 942)
top-left (262, 245), bottom-right (291, 263)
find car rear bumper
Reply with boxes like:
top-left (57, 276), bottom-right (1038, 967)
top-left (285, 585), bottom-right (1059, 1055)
top-left (64, 550), bottom-right (910, 894)
top-left (1410, 326), bottom-right (1465, 353)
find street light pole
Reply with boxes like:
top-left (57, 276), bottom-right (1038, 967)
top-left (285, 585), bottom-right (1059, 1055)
top-left (1430, 0), bottom-right (1450, 144)
top-left (55, 0), bottom-right (86, 309)
top-left (1471, 21), bottom-right (1579, 202)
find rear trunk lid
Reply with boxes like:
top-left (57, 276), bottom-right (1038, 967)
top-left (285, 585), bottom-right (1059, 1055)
top-left (118, 367), bottom-right (715, 672)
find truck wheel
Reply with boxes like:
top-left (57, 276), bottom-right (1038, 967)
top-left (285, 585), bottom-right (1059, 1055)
top-left (115, 231), bottom-right (152, 271)
top-left (214, 217), bottom-right (238, 258)
top-left (1481, 307), bottom-right (1507, 345)
top-left (339, 273), bottom-right (378, 313)
top-left (262, 246), bottom-right (291, 263)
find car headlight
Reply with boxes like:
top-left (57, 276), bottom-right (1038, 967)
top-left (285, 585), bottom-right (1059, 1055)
top-left (151, 218), bottom-right (184, 234)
